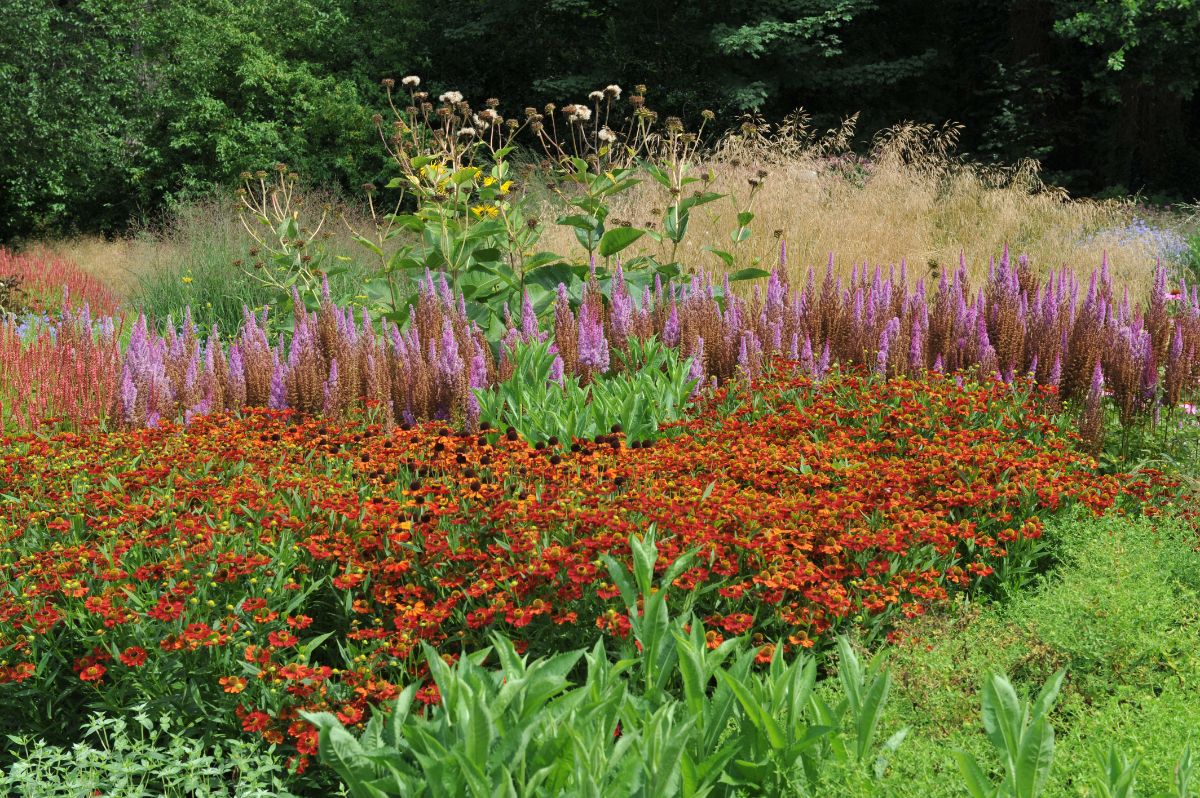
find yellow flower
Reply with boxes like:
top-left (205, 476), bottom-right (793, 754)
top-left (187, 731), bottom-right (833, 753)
top-left (181, 276), bottom-right (193, 284)
top-left (471, 204), bottom-right (500, 218)
top-left (482, 176), bottom-right (497, 187)
top-left (500, 180), bottom-right (514, 195)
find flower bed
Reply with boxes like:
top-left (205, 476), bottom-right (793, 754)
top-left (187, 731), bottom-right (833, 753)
top-left (0, 366), bottom-right (1164, 765)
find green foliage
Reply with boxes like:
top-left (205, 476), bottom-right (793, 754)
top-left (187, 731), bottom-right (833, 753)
top-left (304, 530), bottom-right (906, 797)
top-left (2, 708), bottom-right (301, 797)
top-left (127, 197), bottom-right (374, 337)
top-left (0, 0), bottom-right (393, 240)
top-left (845, 512), bottom-right (1200, 798)
top-left (952, 669), bottom-right (1064, 798)
top-left (1051, 0), bottom-right (1199, 89)
top-left (477, 337), bottom-right (697, 444)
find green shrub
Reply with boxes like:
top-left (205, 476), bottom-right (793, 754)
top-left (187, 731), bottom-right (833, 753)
top-left (478, 337), bottom-right (698, 444)
top-left (2, 707), bottom-right (302, 797)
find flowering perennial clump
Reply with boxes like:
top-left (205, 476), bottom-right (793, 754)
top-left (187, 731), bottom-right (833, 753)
top-left (4, 253), bottom-right (1199, 435)
top-left (0, 367), bottom-right (1166, 766)
top-left (0, 249), bottom-right (121, 317)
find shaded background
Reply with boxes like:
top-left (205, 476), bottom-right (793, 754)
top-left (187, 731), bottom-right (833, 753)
top-left (2, 0), bottom-right (1197, 240)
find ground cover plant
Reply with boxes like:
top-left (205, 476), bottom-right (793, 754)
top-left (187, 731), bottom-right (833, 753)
top-left (830, 511), bottom-right (1200, 798)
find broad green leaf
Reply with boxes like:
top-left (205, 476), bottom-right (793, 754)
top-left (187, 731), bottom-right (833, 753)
top-left (598, 227), bottom-right (645, 257)
top-left (727, 267), bottom-right (770, 282)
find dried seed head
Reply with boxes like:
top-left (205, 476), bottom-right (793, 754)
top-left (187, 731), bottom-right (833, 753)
top-left (597, 127), bottom-right (617, 143)
top-left (628, 95), bottom-right (645, 109)
top-left (361, 183), bottom-right (376, 193)
top-left (701, 109), bottom-right (715, 120)
top-left (439, 90), bottom-right (464, 104)
top-left (604, 84), bottom-right (622, 98)
top-left (485, 97), bottom-right (499, 108)
top-left (634, 84), bottom-right (647, 95)
top-left (458, 127), bottom-right (476, 138)
top-left (589, 90), bottom-right (604, 102)
top-left (665, 116), bottom-right (684, 134)
top-left (402, 75), bottom-right (420, 88)
top-left (372, 113), bottom-right (384, 125)
top-left (381, 78), bottom-right (396, 89)
top-left (544, 103), bottom-right (556, 114)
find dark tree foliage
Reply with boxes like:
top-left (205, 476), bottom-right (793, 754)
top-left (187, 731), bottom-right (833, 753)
top-left (1, 0), bottom-right (1197, 240)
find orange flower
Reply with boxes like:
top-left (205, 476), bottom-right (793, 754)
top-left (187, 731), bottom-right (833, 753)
top-left (220, 675), bottom-right (248, 694)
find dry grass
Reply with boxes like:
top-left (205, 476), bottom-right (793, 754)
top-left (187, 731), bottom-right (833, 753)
top-left (538, 117), bottom-right (1150, 289)
top-left (28, 235), bottom-right (163, 298)
top-left (31, 190), bottom-right (380, 298)
top-left (32, 120), bottom-right (1164, 303)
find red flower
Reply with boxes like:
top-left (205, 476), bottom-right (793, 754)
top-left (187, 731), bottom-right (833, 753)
top-left (242, 710), bottom-right (272, 733)
top-left (267, 630), bottom-right (299, 649)
top-left (119, 646), bottom-right (148, 667)
top-left (79, 663), bottom-right (106, 682)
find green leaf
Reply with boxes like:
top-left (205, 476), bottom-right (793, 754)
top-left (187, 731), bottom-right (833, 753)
top-left (717, 670), bottom-right (786, 750)
top-left (727, 268), bottom-right (771, 282)
top-left (598, 227), bottom-right (645, 257)
top-left (702, 246), bottom-right (735, 268)
top-left (953, 751), bottom-right (998, 798)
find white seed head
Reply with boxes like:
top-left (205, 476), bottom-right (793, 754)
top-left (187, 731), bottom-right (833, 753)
top-left (439, 90), bottom-right (464, 104)
top-left (402, 76), bottom-right (421, 88)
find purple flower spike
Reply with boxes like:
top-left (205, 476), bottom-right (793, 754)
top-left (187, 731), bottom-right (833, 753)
top-left (816, 341), bottom-right (831, 381)
top-left (578, 302), bottom-right (609, 373)
top-left (663, 301), bottom-right (680, 347)
top-left (800, 335), bottom-right (815, 374)
top-left (269, 363), bottom-right (287, 410)
top-left (520, 290), bottom-right (539, 340)
top-left (1089, 360), bottom-right (1105, 397)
